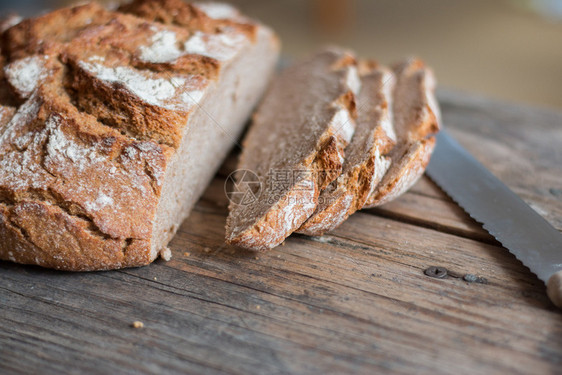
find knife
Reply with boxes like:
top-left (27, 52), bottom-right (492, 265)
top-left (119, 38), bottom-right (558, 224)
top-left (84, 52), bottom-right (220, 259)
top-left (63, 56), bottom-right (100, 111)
top-left (426, 130), bottom-right (562, 308)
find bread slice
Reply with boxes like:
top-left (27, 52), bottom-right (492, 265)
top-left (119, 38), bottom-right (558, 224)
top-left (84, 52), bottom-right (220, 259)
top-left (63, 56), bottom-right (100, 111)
top-left (363, 58), bottom-right (440, 208)
top-left (0, 0), bottom-right (279, 270)
top-left (298, 61), bottom-right (396, 236)
top-left (225, 48), bottom-right (360, 250)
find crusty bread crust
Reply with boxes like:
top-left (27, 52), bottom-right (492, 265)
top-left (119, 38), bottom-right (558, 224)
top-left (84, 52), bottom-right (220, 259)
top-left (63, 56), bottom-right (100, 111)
top-left (225, 48), bottom-right (360, 251)
top-left (298, 62), bottom-right (396, 236)
top-left (363, 58), bottom-right (440, 208)
top-left (365, 137), bottom-right (435, 207)
top-left (0, 1), bottom-right (278, 270)
top-left (299, 58), bottom-right (441, 235)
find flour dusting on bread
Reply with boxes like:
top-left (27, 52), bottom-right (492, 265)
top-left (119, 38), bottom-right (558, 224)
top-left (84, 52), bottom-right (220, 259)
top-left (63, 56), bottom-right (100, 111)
top-left (4, 55), bottom-right (49, 98)
top-left (79, 59), bottom-right (207, 111)
top-left (184, 30), bottom-right (249, 61)
top-left (140, 28), bottom-right (183, 63)
top-left (194, 2), bottom-right (240, 20)
top-left (46, 116), bottom-right (105, 170)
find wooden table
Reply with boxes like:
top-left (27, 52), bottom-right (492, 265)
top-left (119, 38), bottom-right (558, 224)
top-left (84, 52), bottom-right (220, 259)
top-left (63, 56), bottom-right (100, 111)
top-left (1, 90), bottom-right (561, 374)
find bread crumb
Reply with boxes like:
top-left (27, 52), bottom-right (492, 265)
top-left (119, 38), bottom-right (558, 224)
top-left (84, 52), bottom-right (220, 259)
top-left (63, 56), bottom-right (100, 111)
top-left (132, 321), bottom-right (144, 329)
top-left (203, 247), bottom-right (211, 253)
top-left (153, 277), bottom-right (157, 281)
top-left (313, 236), bottom-right (331, 243)
top-left (160, 247), bottom-right (172, 261)
top-left (184, 252), bottom-right (191, 257)
top-left (254, 256), bottom-right (259, 260)
top-left (256, 305), bottom-right (261, 310)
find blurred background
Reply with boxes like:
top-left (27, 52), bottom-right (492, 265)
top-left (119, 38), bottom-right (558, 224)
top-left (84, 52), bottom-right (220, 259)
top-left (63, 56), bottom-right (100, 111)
top-left (2, 0), bottom-right (561, 109)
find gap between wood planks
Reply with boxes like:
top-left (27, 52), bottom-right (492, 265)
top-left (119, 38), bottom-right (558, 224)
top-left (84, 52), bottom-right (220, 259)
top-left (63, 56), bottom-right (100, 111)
top-left (365, 197), bottom-right (500, 246)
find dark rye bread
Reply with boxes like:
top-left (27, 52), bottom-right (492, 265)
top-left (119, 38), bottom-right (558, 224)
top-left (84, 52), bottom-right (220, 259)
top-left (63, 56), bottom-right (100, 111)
top-left (0, 0), bottom-right (279, 270)
top-left (225, 48), bottom-right (360, 250)
top-left (363, 58), bottom-right (440, 208)
top-left (298, 61), bottom-right (396, 236)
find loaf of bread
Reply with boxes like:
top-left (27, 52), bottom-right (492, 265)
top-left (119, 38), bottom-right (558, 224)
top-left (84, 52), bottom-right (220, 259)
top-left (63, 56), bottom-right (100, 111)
top-left (226, 51), bottom-right (440, 248)
top-left (0, 0), bottom-right (279, 270)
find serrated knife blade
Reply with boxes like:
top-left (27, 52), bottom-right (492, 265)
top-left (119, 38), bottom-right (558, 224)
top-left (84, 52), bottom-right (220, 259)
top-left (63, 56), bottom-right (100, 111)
top-left (426, 130), bottom-right (562, 308)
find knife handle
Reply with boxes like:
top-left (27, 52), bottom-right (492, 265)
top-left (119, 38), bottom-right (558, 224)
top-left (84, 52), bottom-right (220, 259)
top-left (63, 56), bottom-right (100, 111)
top-left (547, 271), bottom-right (562, 309)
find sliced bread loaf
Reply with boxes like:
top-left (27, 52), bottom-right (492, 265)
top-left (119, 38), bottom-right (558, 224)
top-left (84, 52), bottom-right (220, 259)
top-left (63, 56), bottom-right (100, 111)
top-left (230, 56), bottom-right (441, 245)
top-left (297, 61), bottom-right (396, 236)
top-left (225, 48), bottom-right (360, 250)
top-left (0, 0), bottom-right (279, 270)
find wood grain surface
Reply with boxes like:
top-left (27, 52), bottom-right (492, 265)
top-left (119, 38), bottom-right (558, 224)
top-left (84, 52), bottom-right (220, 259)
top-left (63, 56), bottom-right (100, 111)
top-left (1, 90), bottom-right (561, 375)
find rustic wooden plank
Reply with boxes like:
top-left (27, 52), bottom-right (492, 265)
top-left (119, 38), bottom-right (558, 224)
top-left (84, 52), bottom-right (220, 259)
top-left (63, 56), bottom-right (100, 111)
top-left (367, 180), bottom-right (495, 243)
top-left (194, 178), bottom-right (552, 299)
top-left (4, 182), bottom-right (560, 374)
top-left (1, 90), bottom-right (561, 375)
top-left (437, 89), bottom-right (562, 231)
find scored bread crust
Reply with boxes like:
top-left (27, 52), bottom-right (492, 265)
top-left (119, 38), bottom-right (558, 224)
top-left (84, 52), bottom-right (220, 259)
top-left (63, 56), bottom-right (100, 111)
top-left (363, 58), bottom-right (440, 208)
top-left (225, 48), bottom-right (360, 251)
top-left (297, 61), bottom-right (396, 236)
top-left (0, 0), bottom-right (279, 270)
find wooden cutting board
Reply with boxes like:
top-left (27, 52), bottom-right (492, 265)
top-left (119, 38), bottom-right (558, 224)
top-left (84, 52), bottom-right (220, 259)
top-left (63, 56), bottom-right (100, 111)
top-left (1, 89), bottom-right (561, 375)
